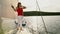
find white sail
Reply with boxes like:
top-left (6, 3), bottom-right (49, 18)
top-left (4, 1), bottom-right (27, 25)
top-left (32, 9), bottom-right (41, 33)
top-left (0, 0), bottom-right (18, 19)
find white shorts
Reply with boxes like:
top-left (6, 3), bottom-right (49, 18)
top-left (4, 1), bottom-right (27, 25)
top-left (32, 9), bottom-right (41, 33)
top-left (17, 16), bottom-right (23, 27)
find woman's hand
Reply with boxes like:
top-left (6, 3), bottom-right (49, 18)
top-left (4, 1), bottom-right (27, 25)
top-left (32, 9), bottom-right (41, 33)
top-left (23, 6), bottom-right (26, 9)
top-left (11, 5), bottom-right (14, 8)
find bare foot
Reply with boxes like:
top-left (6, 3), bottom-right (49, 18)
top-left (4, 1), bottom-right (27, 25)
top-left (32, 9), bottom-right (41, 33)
top-left (17, 27), bottom-right (19, 30)
top-left (17, 27), bottom-right (24, 32)
top-left (20, 27), bottom-right (24, 31)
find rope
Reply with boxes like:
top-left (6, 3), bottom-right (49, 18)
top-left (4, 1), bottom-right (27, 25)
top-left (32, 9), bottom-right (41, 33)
top-left (36, 0), bottom-right (48, 34)
top-left (36, 0), bottom-right (40, 11)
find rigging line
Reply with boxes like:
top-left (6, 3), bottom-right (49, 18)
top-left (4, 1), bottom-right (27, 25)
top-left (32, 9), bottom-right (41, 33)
top-left (36, 0), bottom-right (40, 11)
top-left (36, 0), bottom-right (48, 34)
top-left (36, 0), bottom-right (40, 33)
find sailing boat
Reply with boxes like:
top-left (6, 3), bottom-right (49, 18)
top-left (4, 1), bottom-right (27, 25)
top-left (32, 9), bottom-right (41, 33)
top-left (1, 0), bottom-right (60, 34)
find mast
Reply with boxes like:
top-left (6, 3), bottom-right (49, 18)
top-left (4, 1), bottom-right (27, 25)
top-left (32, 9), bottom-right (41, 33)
top-left (36, 0), bottom-right (48, 34)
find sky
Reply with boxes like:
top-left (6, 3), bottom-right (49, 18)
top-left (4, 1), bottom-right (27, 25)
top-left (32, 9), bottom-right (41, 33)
top-left (19, 0), bottom-right (60, 12)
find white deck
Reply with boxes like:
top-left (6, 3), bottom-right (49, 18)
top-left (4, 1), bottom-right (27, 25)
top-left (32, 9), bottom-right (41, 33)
top-left (1, 16), bottom-right (60, 34)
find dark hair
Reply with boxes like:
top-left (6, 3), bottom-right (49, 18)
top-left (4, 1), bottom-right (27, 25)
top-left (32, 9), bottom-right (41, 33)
top-left (17, 2), bottom-right (21, 8)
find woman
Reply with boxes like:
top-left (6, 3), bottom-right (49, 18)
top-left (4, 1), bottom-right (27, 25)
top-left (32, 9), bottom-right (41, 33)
top-left (11, 2), bottom-right (26, 30)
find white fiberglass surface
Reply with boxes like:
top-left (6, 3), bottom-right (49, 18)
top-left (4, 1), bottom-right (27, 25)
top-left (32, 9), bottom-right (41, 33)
top-left (1, 16), bottom-right (60, 34)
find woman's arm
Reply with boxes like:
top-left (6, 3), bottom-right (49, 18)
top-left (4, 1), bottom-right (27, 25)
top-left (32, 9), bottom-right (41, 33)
top-left (11, 5), bottom-right (17, 11)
